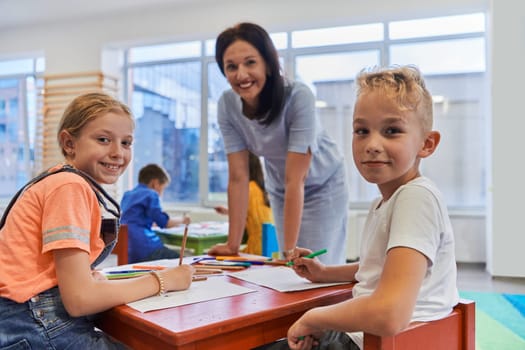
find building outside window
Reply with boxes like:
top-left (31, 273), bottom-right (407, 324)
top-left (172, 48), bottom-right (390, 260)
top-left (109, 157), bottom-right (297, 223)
top-left (0, 57), bottom-right (42, 201)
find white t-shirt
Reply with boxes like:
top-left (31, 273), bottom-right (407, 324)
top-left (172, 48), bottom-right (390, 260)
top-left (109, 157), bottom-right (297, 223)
top-left (349, 176), bottom-right (459, 349)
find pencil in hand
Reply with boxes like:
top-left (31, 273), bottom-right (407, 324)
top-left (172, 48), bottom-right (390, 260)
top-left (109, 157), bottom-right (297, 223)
top-left (179, 224), bottom-right (189, 266)
top-left (286, 248), bottom-right (327, 266)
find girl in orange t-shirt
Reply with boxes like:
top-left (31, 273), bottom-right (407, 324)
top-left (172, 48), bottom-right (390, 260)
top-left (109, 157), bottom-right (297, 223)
top-left (0, 92), bottom-right (194, 349)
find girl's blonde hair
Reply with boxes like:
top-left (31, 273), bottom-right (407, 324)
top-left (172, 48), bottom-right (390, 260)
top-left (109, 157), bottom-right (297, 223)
top-left (57, 92), bottom-right (134, 156)
top-left (355, 65), bottom-right (433, 131)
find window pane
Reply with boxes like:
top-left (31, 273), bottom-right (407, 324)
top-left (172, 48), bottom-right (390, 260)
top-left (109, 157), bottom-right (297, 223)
top-left (205, 39), bottom-right (215, 57)
top-left (129, 41), bottom-right (201, 63)
top-left (0, 78), bottom-right (30, 199)
top-left (389, 13), bottom-right (485, 40)
top-left (207, 63), bottom-right (230, 202)
top-left (423, 74), bottom-right (487, 207)
top-left (390, 38), bottom-right (486, 75)
top-left (0, 59), bottom-right (34, 75)
top-left (292, 23), bottom-right (383, 48)
top-left (295, 50), bottom-right (380, 87)
top-left (270, 32), bottom-right (288, 50)
top-left (295, 51), bottom-right (381, 203)
top-left (129, 62), bottom-right (201, 202)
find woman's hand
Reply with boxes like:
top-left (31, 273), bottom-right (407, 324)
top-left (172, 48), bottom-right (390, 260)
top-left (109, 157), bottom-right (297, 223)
top-left (207, 242), bottom-right (238, 256)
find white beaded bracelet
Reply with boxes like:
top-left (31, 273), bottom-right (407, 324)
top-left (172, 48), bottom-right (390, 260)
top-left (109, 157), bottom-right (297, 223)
top-left (150, 271), bottom-right (166, 296)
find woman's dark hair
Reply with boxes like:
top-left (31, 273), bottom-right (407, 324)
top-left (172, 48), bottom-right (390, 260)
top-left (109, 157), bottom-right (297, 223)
top-left (248, 152), bottom-right (270, 207)
top-left (215, 22), bottom-right (285, 126)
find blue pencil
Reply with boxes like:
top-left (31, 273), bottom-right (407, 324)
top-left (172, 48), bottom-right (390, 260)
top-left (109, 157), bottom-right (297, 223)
top-left (107, 269), bottom-right (152, 274)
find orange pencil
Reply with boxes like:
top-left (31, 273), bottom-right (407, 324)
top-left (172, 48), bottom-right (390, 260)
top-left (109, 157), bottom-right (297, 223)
top-left (179, 224), bottom-right (189, 266)
top-left (132, 265), bottom-right (166, 270)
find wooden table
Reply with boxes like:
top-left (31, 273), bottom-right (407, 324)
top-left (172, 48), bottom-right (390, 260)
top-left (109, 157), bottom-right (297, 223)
top-left (96, 271), bottom-right (354, 350)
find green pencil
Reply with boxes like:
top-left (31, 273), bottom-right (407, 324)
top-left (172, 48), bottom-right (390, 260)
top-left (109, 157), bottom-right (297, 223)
top-left (286, 248), bottom-right (327, 266)
top-left (105, 271), bottom-right (150, 279)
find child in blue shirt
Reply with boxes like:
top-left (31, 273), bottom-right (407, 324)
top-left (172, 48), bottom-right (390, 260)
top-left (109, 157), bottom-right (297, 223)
top-left (121, 163), bottom-right (190, 263)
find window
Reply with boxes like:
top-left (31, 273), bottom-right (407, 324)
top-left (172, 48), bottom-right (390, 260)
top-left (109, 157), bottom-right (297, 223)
top-left (128, 61), bottom-right (202, 203)
top-left (0, 58), bottom-right (42, 201)
top-left (123, 12), bottom-right (488, 210)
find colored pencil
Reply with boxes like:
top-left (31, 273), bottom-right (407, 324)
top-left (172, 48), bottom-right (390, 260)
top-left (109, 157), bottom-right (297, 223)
top-left (192, 276), bottom-right (208, 282)
top-left (179, 224), bottom-right (189, 266)
top-left (132, 265), bottom-right (166, 270)
top-left (107, 269), bottom-right (152, 274)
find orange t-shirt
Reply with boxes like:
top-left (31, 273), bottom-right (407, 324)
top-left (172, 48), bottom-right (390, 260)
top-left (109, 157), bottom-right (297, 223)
top-left (0, 165), bottom-right (105, 302)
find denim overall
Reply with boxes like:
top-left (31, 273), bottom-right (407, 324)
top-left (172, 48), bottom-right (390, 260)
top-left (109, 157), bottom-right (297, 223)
top-left (0, 166), bottom-right (128, 350)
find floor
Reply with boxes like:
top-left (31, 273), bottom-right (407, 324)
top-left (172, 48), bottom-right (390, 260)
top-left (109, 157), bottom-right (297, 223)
top-left (457, 262), bottom-right (525, 294)
top-left (103, 255), bottom-right (525, 294)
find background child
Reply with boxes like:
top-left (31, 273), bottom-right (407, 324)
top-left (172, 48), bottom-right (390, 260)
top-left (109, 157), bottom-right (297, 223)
top-left (0, 92), bottom-right (194, 349)
top-left (265, 65), bottom-right (459, 350)
top-left (121, 163), bottom-right (191, 263)
top-left (212, 152), bottom-right (274, 255)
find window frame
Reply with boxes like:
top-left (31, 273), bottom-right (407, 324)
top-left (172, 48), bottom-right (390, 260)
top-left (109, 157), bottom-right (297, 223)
top-left (122, 12), bottom-right (488, 212)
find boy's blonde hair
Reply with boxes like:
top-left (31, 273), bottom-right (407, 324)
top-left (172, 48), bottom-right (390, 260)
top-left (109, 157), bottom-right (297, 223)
top-left (355, 65), bottom-right (433, 131)
top-left (57, 92), bottom-right (134, 156)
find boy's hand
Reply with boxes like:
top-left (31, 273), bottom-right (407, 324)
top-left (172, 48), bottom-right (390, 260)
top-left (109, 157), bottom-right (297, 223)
top-left (290, 247), bottom-right (326, 282)
top-left (182, 215), bottom-right (191, 225)
top-left (287, 310), bottom-right (323, 350)
top-left (214, 206), bottom-right (229, 215)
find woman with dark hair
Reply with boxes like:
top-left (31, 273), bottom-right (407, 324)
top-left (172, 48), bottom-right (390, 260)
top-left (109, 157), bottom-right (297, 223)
top-left (208, 22), bottom-right (349, 264)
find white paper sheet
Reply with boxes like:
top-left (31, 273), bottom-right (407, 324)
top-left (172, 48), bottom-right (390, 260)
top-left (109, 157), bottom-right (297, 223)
top-left (127, 278), bottom-right (255, 313)
top-left (230, 266), bottom-right (351, 292)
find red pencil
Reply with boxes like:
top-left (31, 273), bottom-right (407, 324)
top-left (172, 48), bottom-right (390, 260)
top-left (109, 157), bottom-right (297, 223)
top-left (179, 224), bottom-right (189, 266)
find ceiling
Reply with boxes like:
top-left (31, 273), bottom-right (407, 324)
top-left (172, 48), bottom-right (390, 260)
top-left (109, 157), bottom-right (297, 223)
top-left (0, 0), bottom-right (198, 30)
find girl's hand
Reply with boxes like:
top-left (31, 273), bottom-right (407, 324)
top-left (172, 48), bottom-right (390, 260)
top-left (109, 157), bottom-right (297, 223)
top-left (207, 243), bottom-right (238, 256)
top-left (163, 264), bottom-right (194, 291)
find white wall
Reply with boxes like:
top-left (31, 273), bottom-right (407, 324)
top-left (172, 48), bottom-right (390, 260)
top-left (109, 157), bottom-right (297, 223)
top-left (0, 0), bottom-right (488, 73)
top-left (488, 0), bottom-right (525, 277)
top-left (4, 0), bottom-right (521, 277)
